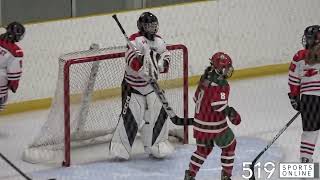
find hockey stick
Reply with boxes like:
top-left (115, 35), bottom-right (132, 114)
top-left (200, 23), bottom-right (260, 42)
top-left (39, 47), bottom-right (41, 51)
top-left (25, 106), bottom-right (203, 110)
top-left (112, 14), bottom-right (193, 126)
top-left (249, 112), bottom-right (300, 180)
top-left (0, 152), bottom-right (32, 180)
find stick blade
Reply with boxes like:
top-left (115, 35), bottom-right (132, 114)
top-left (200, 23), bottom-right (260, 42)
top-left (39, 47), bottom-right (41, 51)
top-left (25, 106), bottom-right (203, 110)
top-left (112, 14), bottom-right (117, 19)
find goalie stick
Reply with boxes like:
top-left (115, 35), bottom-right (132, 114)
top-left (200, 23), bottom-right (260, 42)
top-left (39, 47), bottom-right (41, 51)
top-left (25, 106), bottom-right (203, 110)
top-left (249, 112), bottom-right (300, 180)
top-left (112, 14), bottom-right (193, 126)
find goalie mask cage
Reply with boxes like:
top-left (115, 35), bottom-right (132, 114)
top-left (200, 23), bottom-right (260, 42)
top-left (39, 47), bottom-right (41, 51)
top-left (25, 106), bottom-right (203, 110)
top-left (22, 44), bottom-right (189, 166)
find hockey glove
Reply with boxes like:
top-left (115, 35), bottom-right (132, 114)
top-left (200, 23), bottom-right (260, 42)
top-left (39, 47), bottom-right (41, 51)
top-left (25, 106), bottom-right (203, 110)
top-left (224, 106), bottom-right (241, 125)
top-left (288, 93), bottom-right (300, 111)
top-left (8, 80), bottom-right (19, 93)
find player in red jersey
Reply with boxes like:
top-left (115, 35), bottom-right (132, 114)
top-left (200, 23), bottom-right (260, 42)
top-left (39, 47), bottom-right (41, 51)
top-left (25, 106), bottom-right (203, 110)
top-left (288, 25), bottom-right (320, 163)
top-left (184, 52), bottom-right (241, 180)
top-left (0, 22), bottom-right (25, 111)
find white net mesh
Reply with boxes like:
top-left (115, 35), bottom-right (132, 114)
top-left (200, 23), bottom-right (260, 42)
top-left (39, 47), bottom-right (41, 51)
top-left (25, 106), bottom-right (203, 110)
top-left (22, 44), bottom-right (188, 165)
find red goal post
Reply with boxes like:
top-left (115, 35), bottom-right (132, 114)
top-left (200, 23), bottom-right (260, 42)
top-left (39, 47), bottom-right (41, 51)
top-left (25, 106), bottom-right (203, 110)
top-left (23, 44), bottom-right (189, 167)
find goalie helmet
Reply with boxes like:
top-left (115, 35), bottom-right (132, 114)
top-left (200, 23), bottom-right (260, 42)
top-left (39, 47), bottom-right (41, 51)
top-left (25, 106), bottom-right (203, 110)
top-left (209, 52), bottom-right (234, 79)
top-left (302, 25), bottom-right (320, 49)
top-left (137, 12), bottom-right (159, 41)
top-left (0, 22), bottom-right (25, 43)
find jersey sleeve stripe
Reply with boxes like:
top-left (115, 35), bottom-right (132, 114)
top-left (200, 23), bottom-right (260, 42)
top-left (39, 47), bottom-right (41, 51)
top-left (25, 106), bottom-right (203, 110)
top-left (215, 104), bottom-right (228, 112)
top-left (7, 71), bottom-right (22, 75)
top-left (211, 100), bottom-right (228, 106)
top-left (289, 74), bottom-right (301, 80)
top-left (126, 50), bottom-right (136, 65)
top-left (7, 74), bottom-right (21, 78)
top-left (301, 141), bottom-right (316, 147)
top-left (288, 78), bottom-right (300, 84)
top-left (288, 79), bottom-right (300, 86)
top-left (7, 76), bottom-right (21, 80)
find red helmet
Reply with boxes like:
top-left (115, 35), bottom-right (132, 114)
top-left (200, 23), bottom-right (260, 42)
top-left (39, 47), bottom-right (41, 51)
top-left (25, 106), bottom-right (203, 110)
top-left (209, 52), bottom-right (234, 78)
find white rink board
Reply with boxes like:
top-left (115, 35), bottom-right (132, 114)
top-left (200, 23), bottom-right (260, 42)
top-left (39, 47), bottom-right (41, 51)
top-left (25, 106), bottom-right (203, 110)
top-left (6, 0), bottom-right (320, 104)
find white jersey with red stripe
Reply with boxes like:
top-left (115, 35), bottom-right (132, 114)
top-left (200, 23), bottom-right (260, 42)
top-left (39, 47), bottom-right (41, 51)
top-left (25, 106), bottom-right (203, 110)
top-left (124, 32), bottom-right (169, 95)
top-left (0, 40), bottom-right (23, 98)
top-left (288, 49), bottom-right (320, 96)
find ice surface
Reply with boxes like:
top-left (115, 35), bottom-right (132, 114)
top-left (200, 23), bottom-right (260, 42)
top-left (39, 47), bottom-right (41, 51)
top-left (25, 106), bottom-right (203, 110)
top-left (31, 137), bottom-right (282, 180)
top-left (0, 74), bottom-right (319, 180)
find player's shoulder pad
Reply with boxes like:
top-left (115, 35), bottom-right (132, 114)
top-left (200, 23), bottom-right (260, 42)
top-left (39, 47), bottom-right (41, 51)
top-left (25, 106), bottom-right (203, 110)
top-left (292, 49), bottom-right (307, 62)
top-left (0, 40), bottom-right (23, 57)
top-left (129, 32), bottom-right (143, 41)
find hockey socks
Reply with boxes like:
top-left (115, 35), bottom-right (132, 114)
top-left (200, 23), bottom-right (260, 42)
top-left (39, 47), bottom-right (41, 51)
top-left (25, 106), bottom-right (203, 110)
top-left (188, 146), bottom-right (213, 177)
top-left (220, 139), bottom-right (236, 177)
top-left (300, 130), bottom-right (319, 161)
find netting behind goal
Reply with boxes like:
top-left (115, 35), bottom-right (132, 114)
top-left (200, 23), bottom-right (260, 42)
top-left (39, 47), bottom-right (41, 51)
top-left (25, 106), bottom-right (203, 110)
top-left (22, 44), bottom-right (188, 166)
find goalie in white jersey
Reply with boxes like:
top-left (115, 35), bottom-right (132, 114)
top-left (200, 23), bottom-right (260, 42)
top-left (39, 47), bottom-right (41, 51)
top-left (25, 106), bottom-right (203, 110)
top-left (288, 25), bottom-right (320, 163)
top-left (0, 22), bottom-right (25, 111)
top-left (110, 12), bottom-right (174, 159)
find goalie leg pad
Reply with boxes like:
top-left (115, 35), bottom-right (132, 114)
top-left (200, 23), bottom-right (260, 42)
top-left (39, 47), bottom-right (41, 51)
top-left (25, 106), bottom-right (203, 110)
top-left (146, 140), bottom-right (174, 158)
top-left (109, 116), bottom-right (132, 160)
top-left (110, 83), bottom-right (147, 159)
top-left (141, 92), bottom-right (169, 147)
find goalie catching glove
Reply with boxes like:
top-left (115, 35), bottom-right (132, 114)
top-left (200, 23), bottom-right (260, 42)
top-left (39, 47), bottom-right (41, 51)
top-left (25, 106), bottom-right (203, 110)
top-left (223, 106), bottom-right (241, 125)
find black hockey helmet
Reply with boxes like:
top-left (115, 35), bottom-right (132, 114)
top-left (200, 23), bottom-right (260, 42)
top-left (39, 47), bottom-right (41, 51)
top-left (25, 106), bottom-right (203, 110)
top-left (137, 12), bottom-right (159, 41)
top-left (0, 22), bottom-right (25, 42)
top-left (302, 25), bottom-right (320, 49)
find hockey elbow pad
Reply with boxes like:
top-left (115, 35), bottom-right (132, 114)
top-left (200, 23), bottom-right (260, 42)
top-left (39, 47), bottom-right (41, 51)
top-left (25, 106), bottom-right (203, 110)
top-left (8, 80), bottom-right (19, 93)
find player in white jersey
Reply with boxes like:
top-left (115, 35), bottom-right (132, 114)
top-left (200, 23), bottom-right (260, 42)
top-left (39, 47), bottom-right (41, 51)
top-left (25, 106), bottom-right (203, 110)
top-left (288, 25), bottom-right (320, 163)
top-left (110, 12), bottom-right (174, 159)
top-left (0, 22), bottom-right (25, 111)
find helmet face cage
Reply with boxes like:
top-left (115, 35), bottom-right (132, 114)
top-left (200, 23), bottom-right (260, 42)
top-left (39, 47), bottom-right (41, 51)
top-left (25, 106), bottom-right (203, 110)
top-left (137, 12), bottom-right (159, 40)
top-left (6, 22), bottom-right (25, 42)
top-left (210, 52), bottom-right (234, 79)
top-left (142, 21), bottom-right (159, 35)
top-left (302, 25), bottom-right (320, 49)
top-left (214, 64), bottom-right (234, 79)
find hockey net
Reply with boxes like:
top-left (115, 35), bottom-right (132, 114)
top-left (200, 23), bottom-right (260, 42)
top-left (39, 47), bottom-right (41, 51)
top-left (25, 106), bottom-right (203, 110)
top-left (22, 44), bottom-right (188, 166)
